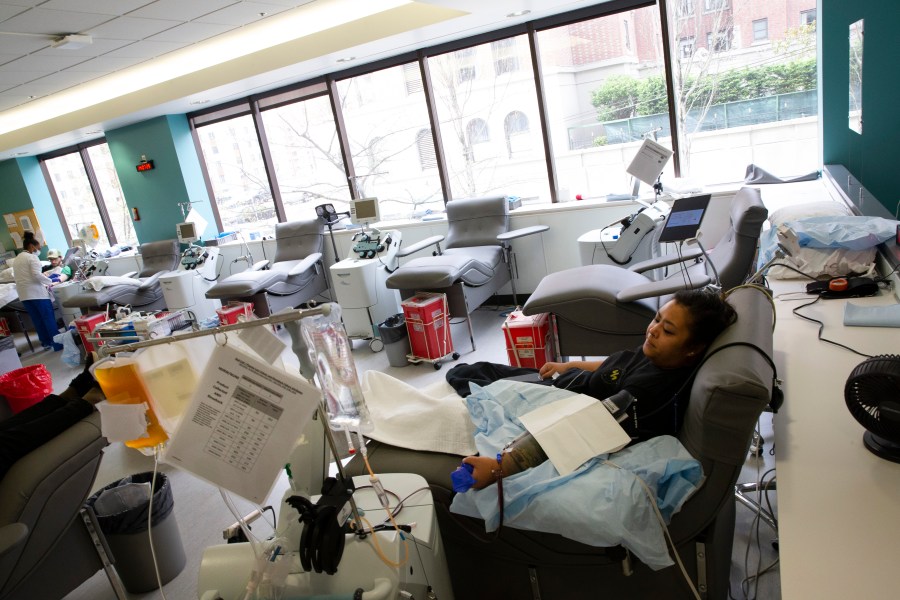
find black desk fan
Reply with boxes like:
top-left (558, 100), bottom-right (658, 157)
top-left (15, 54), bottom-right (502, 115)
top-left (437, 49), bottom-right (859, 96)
top-left (845, 354), bottom-right (900, 463)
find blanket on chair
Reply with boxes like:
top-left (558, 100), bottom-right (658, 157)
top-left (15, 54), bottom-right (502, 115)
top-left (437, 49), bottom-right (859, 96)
top-left (449, 379), bottom-right (704, 570)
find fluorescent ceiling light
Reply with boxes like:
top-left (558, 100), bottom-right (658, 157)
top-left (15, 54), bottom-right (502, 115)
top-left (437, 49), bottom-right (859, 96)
top-left (51, 34), bottom-right (92, 50)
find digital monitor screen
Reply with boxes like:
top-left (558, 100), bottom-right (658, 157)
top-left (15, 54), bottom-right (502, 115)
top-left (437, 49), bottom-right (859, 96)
top-left (350, 197), bottom-right (380, 224)
top-left (657, 194), bottom-right (711, 243)
top-left (176, 221), bottom-right (198, 243)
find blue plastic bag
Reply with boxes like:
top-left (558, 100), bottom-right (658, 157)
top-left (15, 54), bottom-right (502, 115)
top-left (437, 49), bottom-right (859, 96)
top-left (53, 329), bottom-right (82, 367)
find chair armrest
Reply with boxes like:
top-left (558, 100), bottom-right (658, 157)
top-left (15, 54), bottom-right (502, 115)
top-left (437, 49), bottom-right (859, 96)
top-left (288, 253), bottom-right (323, 276)
top-left (628, 247), bottom-right (704, 273)
top-left (136, 270), bottom-right (168, 291)
top-left (397, 235), bottom-right (445, 258)
top-left (121, 270), bottom-right (138, 279)
top-left (497, 225), bottom-right (549, 242)
top-left (0, 523), bottom-right (28, 559)
top-left (250, 260), bottom-right (270, 271)
top-left (616, 274), bottom-right (712, 303)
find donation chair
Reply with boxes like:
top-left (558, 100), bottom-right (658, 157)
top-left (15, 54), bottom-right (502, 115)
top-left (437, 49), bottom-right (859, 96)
top-left (205, 218), bottom-right (327, 318)
top-left (62, 239), bottom-right (180, 313)
top-left (523, 187), bottom-right (767, 357)
top-left (386, 196), bottom-right (547, 350)
top-left (0, 412), bottom-right (125, 600)
top-left (345, 285), bottom-right (776, 600)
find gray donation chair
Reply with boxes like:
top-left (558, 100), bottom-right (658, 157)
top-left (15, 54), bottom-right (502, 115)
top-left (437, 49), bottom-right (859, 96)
top-left (345, 285), bottom-right (776, 600)
top-left (386, 196), bottom-right (547, 350)
top-left (62, 239), bottom-right (180, 313)
top-left (523, 187), bottom-right (767, 357)
top-left (0, 412), bottom-right (126, 600)
top-left (205, 218), bottom-right (327, 317)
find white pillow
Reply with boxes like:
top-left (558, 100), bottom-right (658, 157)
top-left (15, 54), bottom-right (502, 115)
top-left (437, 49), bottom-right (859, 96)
top-left (768, 200), bottom-right (851, 227)
top-left (82, 275), bottom-right (142, 291)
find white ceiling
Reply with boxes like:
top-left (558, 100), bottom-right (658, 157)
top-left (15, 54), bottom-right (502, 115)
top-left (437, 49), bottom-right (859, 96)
top-left (0, 0), bottom-right (609, 159)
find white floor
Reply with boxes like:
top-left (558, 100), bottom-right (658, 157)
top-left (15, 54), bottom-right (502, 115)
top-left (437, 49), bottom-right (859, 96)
top-left (10, 303), bottom-right (780, 600)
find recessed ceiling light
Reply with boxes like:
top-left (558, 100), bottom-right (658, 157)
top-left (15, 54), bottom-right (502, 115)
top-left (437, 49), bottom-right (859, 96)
top-left (190, 99), bottom-right (210, 105)
top-left (259, 12), bottom-right (268, 17)
top-left (507, 10), bottom-right (531, 18)
top-left (84, 130), bottom-right (102, 135)
top-left (28, 95), bottom-right (36, 99)
top-left (336, 56), bottom-right (355, 63)
top-left (13, 151), bottom-right (28, 156)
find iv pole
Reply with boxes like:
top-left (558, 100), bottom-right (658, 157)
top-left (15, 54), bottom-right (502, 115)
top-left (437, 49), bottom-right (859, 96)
top-left (96, 303), bottom-right (366, 532)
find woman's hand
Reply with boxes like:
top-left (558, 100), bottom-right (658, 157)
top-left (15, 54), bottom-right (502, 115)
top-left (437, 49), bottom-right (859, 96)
top-left (538, 362), bottom-right (572, 380)
top-left (462, 455), bottom-right (501, 490)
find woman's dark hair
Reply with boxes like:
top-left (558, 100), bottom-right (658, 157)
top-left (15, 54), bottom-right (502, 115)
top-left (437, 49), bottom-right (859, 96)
top-left (22, 231), bottom-right (40, 251)
top-left (672, 288), bottom-right (737, 348)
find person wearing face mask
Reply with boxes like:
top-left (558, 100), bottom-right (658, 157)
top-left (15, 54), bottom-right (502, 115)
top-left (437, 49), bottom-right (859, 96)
top-left (41, 248), bottom-right (72, 283)
top-left (12, 232), bottom-right (63, 351)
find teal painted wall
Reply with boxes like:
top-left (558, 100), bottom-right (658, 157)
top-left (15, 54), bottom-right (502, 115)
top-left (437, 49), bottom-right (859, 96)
top-left (821, 0), bottom-right (900, 213)
top-left (0, 157), bottom-right (65, 255)
top-left (106, 115), bottom-right (216, 243)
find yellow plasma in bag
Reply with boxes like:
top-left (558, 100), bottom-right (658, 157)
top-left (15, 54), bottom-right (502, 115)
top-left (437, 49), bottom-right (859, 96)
top-left (94, 361), bottom-right (169, 449)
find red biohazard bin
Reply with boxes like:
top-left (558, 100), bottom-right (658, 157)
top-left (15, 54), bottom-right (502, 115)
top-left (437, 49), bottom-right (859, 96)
top-left (75, 313), bottom-right (110, 353)
top-left (401, 293), bottom-right (452, 361)
top-left (503, 310), bottom-right (556, 370)
top-left (0, 364), bottom-right (52, 414)
top-left (216, 302), bottom-right (255, 325)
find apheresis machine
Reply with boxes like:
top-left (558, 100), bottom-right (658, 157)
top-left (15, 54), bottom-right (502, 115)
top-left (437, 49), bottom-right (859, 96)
top-left (329, 197), bottom-right (402, 351)
top-left (91, 303), bottom-right (453, 600)
top-left (160, 221), bottom-right (223, 323)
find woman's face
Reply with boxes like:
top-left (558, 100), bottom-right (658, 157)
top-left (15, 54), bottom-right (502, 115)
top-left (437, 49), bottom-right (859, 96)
top-left (642, 300), bottom-right (701, 369)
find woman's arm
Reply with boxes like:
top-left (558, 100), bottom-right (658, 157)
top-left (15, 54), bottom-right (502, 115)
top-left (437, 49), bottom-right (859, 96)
top-left (25, 254), bottom-right (53, 286)
top-left (462, 430), bottom-right (549, 489)
top-left (538, 359), bottom-right (605, 379)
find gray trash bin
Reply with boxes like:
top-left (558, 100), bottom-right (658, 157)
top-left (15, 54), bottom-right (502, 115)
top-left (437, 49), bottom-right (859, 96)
top-left (86, 471), bottom-right (186, 594)
top-left (378, 314), bottom-right (411, 367)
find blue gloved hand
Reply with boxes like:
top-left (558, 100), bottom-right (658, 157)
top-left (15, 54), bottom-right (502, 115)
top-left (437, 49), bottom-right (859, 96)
top-left (49, 273), bottom-right (61, 283)
top-left (450, 462), bottom-right (476, 493)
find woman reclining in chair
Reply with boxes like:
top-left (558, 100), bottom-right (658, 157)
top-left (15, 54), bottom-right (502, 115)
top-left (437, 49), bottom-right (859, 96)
top-left (446, 288), bottom-right (736, 490)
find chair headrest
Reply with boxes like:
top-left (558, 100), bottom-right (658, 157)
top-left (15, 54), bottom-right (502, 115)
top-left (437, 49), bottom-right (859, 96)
top-left (730, 187), bottom-right (768, 237)
top-left (137, 239), bottom-right (179, 277)
top-left (273, 218), bottom-right (324, 263)
top-left (445, 196), bottom-right (509, 249)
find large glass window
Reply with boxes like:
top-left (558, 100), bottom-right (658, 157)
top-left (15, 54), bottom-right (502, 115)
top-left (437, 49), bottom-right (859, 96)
top-left (336, 63), bottom-right (444, 219)
top-left (668, 0), bottom-right (818, 182)
top-left (194, 113), bottom-right (275, 239)
top-left (86, 144), bottom-right (137, 246)
top-left (261, 90), bottom-right (352, 221)
top-left (42, 142), bottom-right (136, 249)
top-left (429, 35), bottom-right (550, 203)
top-left (538, 6), bottom-right (673, 200)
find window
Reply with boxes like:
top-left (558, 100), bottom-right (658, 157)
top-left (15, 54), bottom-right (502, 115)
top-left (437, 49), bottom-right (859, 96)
top-left (707, 30), bottom-right (732, 52)
top-left (623, 19), bottom-right (631, 50)
top-left (454, 48), bottom-right (477, 84)
top-left (704, 0), bottom-right (727, 11)
top-left (491, 38), bottom-right (519, 76)
top-left (679, 37), bottom-right (696, 58)
top-left (337, 62), bottom-right (445, 219)
top-left (42, 142), bottom-right (136, 248)
top-left (260, 89), bottom-right (352, 223)
top-left (752, 18), bottom-right (768, 42)
top-left (403, 63), bottom-right (423, 94)
top-left (193, 111), bottom-right (276, 239)
top-left (675, 0), bottom-right (694, 18)
top-left (416, 130), bottom-right (437, 170)
top-left (430, 35), bottom-right (549, 201)
top-left (801, 9), bottom-right (816, 27)
top-left (504, 111), bottom-right (531, 158)
top-left (668, 0), bottom-right (818, 183)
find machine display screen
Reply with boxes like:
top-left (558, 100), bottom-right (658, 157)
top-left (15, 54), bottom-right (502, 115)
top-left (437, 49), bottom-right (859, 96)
top-left (657, 194), bottom-right (711, 243)
top-left (350, 197), bottom-right (380, 225)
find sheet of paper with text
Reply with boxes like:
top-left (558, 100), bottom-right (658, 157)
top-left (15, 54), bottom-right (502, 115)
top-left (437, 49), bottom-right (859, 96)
top-left (163, 343), bottom-right (319, 503)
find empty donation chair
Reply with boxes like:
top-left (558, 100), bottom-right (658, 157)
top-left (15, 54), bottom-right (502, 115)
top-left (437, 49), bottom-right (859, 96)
top-left (385, 196), bottom-right (548, 350)
top-left (62, 239), bottom-right (180, 313)
top-left (345, 286), bottom-right (776, 600)
top-left (205, 218), bottom-right (327, 317)
top-left (0, 412), bottom-right (125, 600)
top-left (523, 187), bottom-right (767, 357)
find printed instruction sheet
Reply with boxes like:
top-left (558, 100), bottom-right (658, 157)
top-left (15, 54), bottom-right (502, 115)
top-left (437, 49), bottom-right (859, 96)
top-left (164, 343), bottom-right (320, 503)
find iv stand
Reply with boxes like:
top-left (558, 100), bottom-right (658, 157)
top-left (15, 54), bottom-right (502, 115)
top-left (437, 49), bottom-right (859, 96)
top-left (96, 303), bottom-right (366, 532)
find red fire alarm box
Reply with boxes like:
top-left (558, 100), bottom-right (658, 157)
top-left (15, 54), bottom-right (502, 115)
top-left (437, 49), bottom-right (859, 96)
top-left (503, 310), bottom-right (555, 370)
top-left (75, 313), bottom-right (110, 353)
top-left (401, 292), bottom-right (452, 360)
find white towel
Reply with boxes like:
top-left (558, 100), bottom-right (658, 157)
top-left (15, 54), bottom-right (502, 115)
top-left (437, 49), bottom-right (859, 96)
top-left (361, 371), bottom-right (477, 456)
top-left (844, 302), bottom-right (900, 328)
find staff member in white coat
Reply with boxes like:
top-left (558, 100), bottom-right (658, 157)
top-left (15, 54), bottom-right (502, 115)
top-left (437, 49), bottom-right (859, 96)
top-left (12, 232), bottom-right (62, 351)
